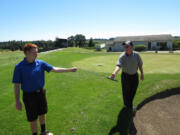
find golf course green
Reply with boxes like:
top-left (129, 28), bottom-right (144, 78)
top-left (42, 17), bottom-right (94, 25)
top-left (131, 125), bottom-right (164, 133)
top-left (0, 48), bottom-right (180, 135)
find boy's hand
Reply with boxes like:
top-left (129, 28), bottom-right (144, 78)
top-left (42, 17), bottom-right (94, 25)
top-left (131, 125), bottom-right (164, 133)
top-left (16, 100), bottom-right (22, 111)
top-left (71, 67), bottom-right (77, 72)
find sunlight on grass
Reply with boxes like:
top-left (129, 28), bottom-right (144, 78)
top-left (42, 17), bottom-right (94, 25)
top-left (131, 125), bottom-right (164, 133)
top-left (73, 53), bottom-right (180, 74)
top-left (1, 49), bottom-right (180, 135)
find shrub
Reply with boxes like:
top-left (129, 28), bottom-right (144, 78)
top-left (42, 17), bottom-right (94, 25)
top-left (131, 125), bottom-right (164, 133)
top-left (96, 46), bottom-right (101, 51)
top-left (135, 45), bottom-right (146, 52)
top-left (173, 41), bottom-right (180, 50)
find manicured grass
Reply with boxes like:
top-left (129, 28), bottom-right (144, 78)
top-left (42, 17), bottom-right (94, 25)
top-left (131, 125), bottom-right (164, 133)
top-left (73, 52), bottom-right (180, 74)
top-left (0, 48), bottom-right (180, 135)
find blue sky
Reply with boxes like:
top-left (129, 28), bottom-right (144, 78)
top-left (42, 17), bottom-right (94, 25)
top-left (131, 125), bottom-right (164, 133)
top-left (0, 0), bottom-right (179, 41)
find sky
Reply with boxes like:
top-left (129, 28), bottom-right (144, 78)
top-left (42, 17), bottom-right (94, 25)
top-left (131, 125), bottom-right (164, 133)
top-left (0, 0), bottom-right (180, 41)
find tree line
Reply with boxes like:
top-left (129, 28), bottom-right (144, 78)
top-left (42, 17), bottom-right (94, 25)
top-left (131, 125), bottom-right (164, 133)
top-left (67, 34), bottom-right (95, 47)
top-left (0, 34), bottom-right (98, 52)
top-left (0, 39), bottom-right (66, 52)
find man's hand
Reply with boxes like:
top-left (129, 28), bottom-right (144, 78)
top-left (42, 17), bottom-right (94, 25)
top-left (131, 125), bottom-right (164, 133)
top-left (16, 100), bottom-right (22, 111)
top-left (71, 67), bottom-right (77, 72)
top-left (139, 66), bottom-right (144, 81)
top-left (110, 66), bottom-right (120, 80)
top-left (140, 74), bottom-right (144, 81)
top-left (110, 73), bottom-right (115, 80)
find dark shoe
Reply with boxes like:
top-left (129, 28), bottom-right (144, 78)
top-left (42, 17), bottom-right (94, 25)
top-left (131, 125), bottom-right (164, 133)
top-left (40, 131), bottom-right (53, 135)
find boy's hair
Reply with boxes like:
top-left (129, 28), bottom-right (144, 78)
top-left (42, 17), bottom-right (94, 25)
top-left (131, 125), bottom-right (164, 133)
top-left (23, 43), bottom-right (38, 53)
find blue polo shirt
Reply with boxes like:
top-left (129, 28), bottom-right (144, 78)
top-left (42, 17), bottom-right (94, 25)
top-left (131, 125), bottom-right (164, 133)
top-left (12, 58), bottom-right (53, 92)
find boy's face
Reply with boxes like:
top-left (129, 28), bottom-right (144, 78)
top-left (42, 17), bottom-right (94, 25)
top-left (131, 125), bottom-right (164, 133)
top-left (25, 48), bottom-right (38, 60)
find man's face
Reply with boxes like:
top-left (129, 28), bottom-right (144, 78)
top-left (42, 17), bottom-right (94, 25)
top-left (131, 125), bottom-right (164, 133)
top-left (25, 48), bottom-right (38, 60)
top-left (124, 45), bottom-right (133, 54)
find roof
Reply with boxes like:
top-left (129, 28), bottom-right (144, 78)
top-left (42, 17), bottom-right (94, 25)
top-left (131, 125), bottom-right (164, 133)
top-left (114, 34), bottom-right (173, 42)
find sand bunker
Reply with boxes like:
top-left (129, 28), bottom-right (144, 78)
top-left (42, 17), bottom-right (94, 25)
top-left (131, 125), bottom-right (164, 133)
top-left (133, 94), bottom-right (180, 135)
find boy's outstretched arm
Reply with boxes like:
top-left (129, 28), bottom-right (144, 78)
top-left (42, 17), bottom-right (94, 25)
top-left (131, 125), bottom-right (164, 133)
top-left (50, 67), bottom-right (77, 73)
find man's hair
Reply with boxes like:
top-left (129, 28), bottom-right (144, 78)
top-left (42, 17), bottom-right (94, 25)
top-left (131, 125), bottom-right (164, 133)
top-left (23, 43), bottom-right (38, 53)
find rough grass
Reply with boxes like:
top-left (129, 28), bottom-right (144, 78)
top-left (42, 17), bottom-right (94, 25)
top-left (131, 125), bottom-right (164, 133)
top-left (0, 48), bottom-right (180, 135)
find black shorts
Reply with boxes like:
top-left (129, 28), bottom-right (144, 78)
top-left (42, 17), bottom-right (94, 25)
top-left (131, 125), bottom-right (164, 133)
top-left (23, 89), bottom-right (48, 122)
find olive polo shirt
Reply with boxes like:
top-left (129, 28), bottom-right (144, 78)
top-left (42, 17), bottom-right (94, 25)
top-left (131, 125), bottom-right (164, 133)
top-left (116, 51), bottom-right (143, 75)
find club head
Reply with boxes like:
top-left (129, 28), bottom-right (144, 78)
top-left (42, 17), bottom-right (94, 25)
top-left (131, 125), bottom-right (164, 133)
top-left (106, 76), bottom-right (118, 81)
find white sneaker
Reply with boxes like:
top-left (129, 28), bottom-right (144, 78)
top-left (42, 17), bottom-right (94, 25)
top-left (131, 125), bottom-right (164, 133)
top-left (40, 130), bottom-right (53, 135)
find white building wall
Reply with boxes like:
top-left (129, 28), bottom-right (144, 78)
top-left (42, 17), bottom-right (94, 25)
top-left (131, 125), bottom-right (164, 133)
top-left (108, 41), bottom-right (173, 52)
top-left (133, 41), bottom-right (148, 50)
top-left (151, 42), bottom-right (157, 50)
top-left (112, 41), bottom-right (149, 51)
top-left (167, 41), bottom-right (173, 50)
top-left (112, 42), bottom-right (124, 52)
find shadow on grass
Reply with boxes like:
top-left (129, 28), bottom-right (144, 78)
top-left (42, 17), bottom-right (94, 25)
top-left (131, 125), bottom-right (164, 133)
top-left (108, 107), bottom-right (136, 135)
top-left (108, 87), bottom-right (180, 135)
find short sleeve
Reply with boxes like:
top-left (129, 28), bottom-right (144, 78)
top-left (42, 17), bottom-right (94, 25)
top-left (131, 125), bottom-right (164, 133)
top-left (116, 54), bottom-right (123, 67)
top-left (12, 65), bottom-right (21, 84)
top-left (137, 54), bottom-right (143, 67)
top-left (42, 61), bottom-right (53, 72)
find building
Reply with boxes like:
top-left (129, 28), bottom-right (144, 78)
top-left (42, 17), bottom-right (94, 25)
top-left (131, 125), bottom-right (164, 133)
top-left (106, 34), bottom-right (174, 52)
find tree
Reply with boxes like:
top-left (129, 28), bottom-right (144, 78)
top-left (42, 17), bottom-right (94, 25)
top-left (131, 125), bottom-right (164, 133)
top-left (88, 38), bottom-right (95, 47)
top-left (47, 40), bottom-right (55, 50)
top-left (55, 37), bottom-right (68, 48)
top-left (10, 40), bottom-right (20, 51)
top-left (0, 40), bottom-right (56, 52)
top-left (74, 34), bottom-right (86, 47)
top-left (67, 36), bottom-right (75, 47)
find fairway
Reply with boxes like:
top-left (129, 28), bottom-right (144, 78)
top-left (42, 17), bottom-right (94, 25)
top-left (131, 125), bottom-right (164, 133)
top-left (0, 48), bottom-right (180, 135)
top-left (73, 53), bottom-right (180, 74)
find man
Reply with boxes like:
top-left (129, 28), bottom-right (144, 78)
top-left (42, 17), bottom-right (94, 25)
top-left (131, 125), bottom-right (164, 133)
top-left (110, 41), bottom-right (144, 110)
top-left (12, 43), bottom-right (77, 135)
